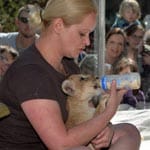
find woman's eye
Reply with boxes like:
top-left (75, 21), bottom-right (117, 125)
top-left (79, 32), bottom-right (86, 37)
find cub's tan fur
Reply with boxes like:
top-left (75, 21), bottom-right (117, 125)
top-left (62, 74), bottom-right (109, 128)
top-left (62, 74), bottom-right (109, 149)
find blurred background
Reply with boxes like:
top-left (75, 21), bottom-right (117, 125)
top-left (0, 0), bottom-right (150, 32)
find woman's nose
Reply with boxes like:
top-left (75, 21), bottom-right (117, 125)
top-left (84, 37), bottom-right (90, 46)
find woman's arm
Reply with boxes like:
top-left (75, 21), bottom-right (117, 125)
top-left (21, 81), bottom-right (126, 150)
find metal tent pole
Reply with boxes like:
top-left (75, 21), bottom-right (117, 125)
top-left (95, 0), bottom-right (106, 77)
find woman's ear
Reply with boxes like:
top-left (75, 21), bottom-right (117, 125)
top-left (53, 18), bottom-right (65, 34)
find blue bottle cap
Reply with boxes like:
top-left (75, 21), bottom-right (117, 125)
top-left (101, 76), bottom-right (107, 90)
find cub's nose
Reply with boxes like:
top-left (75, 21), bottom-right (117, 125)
top-left (94, 83), bottom-right (100, 89)
top-left (96, 76), bottom-right (99, 79)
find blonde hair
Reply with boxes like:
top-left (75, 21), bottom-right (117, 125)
top-left (18, 4), bottom-right (36, 18)
top-left (118, 0), bottom-right (141, 19)
top-left (28, 0), bottom-right (97, 31)
top-left (17, 4), bottom-right (42, 33)
top-left (111, 57), bottom-right (138, 74)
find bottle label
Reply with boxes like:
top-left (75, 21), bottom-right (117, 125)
top-left (100, 73), bottom-right (141, 90)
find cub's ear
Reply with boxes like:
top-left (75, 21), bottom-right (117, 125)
top-left (62, 80), bottom-right (75, 96)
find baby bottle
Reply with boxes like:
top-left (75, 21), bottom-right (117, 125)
top-left (100, 72), bottom-right (141, 90)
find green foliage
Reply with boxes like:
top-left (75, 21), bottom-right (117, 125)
top-left (0, 0), bottom-right (46, 32)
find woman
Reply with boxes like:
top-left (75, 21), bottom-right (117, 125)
top-left (0, 0), bottom-right (141, 150)
top-left (124, 23), bottom-right (145, 60)
top-left (105, 28), bottom-right (126, 74)
top-left (124, 23), bottom-right (145, 74)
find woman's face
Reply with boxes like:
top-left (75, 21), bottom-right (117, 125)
top-left (106, 34), bottom-right (124, 60)
top-left (60, 12), bottom-right (97, 58)
top-left (127, 29), bottom-right (144, 49)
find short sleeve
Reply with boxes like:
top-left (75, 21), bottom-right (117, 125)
top-left (8, 64), bottom-right (60, 103)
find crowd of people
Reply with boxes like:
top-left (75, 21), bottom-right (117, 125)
top-left (0, 0), bottom-right (149, 149)
top-left (80, 0), bottom-right (150, 105)
top-left (107, 0), bottom-right (150, 105)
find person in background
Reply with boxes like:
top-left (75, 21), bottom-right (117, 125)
top-left (105, 27), bottom-right (126, 73)
top-left (140, 29), bottom-right (150, 102)
top-left (111, 57), bottom-right (145, 108)
top-left (124, 23), bottom-right (145, 72)
top-left (0, 0), bottom-right (141, 150)
top-left (0, 4), bottom-right (39, 54)
top-left (80, 28), bottom-right (126, 75)
top-left (0, 45), bottom-right (19, 78)
top-left (111, 0), bottom-right (141, 29)
top-left (141, 46), bottom-right (150, 102)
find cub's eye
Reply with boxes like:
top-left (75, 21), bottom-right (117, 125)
top-left (80, 76), bottom-right (88, 81)
top-left (80, 77), bottom-right (85, 81)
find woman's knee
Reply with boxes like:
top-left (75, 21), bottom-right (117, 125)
top-left (122, 123), bottom-right (140, 137)
top-left (113, 123), bottom-right (141, 142)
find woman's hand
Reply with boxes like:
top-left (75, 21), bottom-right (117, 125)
top-left (106, 80), bottom-right (127, 115)
top-left (91, 123), bottom-right (114, 149)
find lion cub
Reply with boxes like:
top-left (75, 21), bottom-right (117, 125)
top-left (62, 74), bottom-right (108, 129)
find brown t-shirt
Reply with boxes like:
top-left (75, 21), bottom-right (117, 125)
top-left (0, 44), bottom-right (80, 150)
